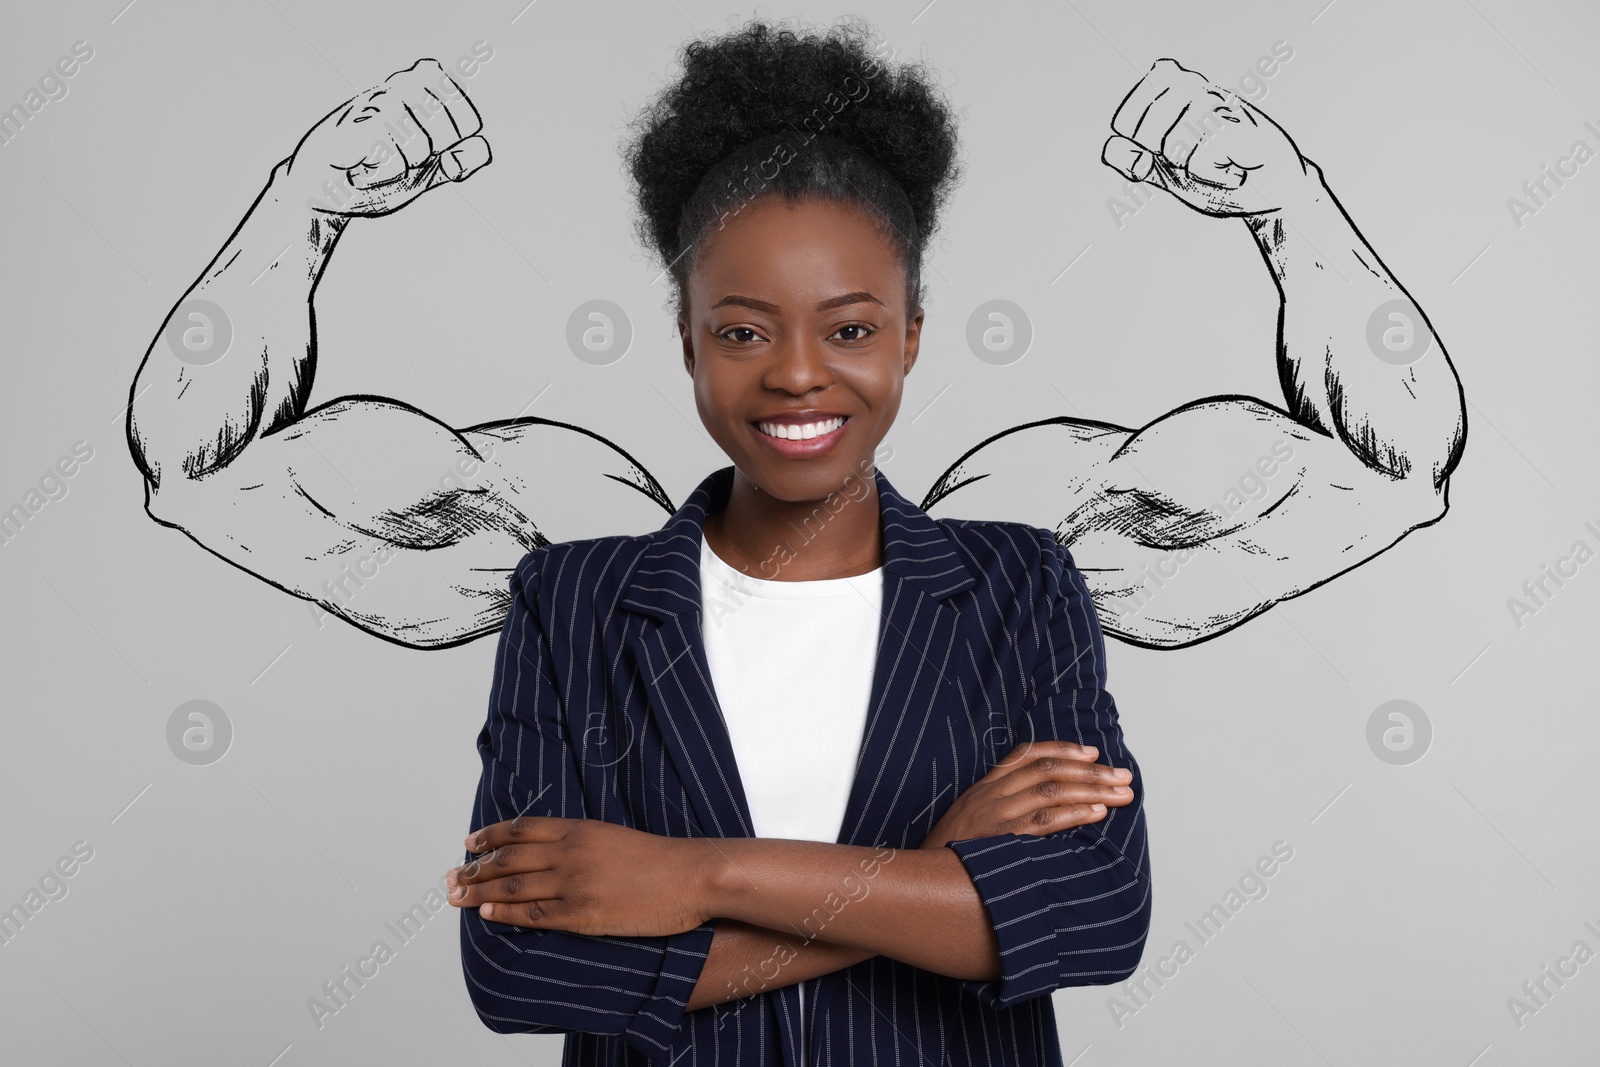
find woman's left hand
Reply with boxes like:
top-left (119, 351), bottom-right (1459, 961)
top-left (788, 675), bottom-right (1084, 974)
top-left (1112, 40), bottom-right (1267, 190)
top-left (446, 816), bottom-right (719, 937)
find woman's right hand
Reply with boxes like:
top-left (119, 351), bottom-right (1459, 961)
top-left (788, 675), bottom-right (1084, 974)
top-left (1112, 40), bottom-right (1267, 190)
top-left (918, 739), bottom-right (1134, 849)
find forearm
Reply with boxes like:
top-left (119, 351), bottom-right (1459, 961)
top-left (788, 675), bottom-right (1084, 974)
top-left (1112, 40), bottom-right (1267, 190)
top-left (701, 839), bottom-right (1001, 983)
top-left (129, 158), bottom-right (344, 490)
top-left (685, 918), bottom-right (876, 1013)
top-left (1247, 161), bottom-right (1466, 489)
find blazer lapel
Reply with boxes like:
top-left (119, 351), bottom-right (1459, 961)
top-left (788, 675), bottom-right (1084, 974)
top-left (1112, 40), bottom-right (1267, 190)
top-left (617, 464), bottom-right (978, 846)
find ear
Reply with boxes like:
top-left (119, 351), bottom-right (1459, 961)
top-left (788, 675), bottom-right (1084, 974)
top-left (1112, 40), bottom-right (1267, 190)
top-left (903, 306), bottom-right (924, 377)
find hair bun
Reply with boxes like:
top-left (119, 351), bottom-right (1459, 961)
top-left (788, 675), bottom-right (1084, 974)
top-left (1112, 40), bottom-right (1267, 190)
top-left (622, 16), bottom-right (963, 308)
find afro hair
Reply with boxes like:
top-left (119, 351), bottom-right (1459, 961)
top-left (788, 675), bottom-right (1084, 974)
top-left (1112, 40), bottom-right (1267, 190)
top-left (620, 15), bottom-right (964, 316)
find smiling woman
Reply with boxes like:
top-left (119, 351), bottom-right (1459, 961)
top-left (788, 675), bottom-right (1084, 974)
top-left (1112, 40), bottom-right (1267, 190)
top-left (451, 15), bottom-right (1150, 1067)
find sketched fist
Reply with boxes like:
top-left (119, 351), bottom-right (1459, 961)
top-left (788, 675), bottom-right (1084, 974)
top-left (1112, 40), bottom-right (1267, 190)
top-left (282, 59), bottom-right (492, 217)
top-left (1101, 58), bottom-right (1308, 216)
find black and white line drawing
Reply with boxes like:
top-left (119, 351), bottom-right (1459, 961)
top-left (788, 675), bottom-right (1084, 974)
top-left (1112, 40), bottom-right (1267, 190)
top-left (126, 54), bottom-right (1466, 652)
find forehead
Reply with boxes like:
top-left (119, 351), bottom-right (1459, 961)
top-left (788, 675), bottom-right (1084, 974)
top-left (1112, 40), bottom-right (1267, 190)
top-left (686, 196), bottom-right (903, 307)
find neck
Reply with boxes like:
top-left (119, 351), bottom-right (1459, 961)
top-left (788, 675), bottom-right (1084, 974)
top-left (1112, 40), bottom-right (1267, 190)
top-left (705, 466), bottom-right (884, 581)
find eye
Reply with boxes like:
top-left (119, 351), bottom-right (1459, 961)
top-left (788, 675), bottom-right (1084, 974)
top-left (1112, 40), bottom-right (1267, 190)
top-left (832, 323), bottom-right (875, 343)
top-left (718, 326), bottom-right (765, 345)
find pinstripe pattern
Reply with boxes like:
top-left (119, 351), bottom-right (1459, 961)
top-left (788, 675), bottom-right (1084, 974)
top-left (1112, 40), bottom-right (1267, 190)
top-left (461, 464), bottom-right (1152, 1066)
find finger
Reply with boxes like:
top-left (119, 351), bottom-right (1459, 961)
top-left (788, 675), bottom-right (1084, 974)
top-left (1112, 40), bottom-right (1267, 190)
top-left (1001, 752), bottom-right (1133, 789)
top-left (1187, 91), bottom-right (1259, 176)
top-left (1167, 87), bottom-right (1249, 176)
top-left (1110, 58), bottom-right (1187, 141)
top-left (433, 70), bottom-right (483, 140)
top-left (1139, 87), bottom-right (1218, 173)
top-left (1131, 87), bottom-right (1192, 161)
top-left (1006, 739), bottom-right (1098, 761)
top-left (1016, 776), bottom-right (1134, 811)
top-left (403, 60), bottom-right (460, 143)
top-left (994, 780), bottom-right (1134, 824)
top-left (416, 68), bottom-right (476, 143)
top-left (452, 843), bottom-right (555, 888)
top-left (994, 738), bottom-right (1100, 774)
top-left (1024, 758), bottom-right (1126, 793)
top-left (465, 815), bottom-right (564, 853)
top-left (478, 898), bottom-right (566, 927)
top-left (391, 62), bottom-right (462, 160)
top-left (994, 760), bottom-right (1133, 811)
top-left (1102, 134), bottom-right (1154, 183)
top-left (449, 869), bottom-right (560, 906)
top-left (1015, 802), bottom-right (1109, 836)
top-left (394, 60), bottom-right (484, 164)
top-left (366, 93), bottom-right (432, 173)
top-left (1104, 143), bottom-right (1217, 211)
top-left (433, 134), bottom-right (492, 184)
top-left (1037, 778), bottom-right (1136, 802)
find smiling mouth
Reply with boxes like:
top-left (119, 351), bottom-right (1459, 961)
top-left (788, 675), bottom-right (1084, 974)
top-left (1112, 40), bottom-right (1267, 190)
top-left (752, 415), bottom-right (850, 441)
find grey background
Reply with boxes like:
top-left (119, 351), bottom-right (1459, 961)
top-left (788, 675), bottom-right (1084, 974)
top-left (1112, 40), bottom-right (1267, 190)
top-left (2, 0), bottom-right (1596, 1063)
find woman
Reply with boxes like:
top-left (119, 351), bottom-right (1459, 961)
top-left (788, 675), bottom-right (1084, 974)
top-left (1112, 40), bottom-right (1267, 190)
top-left (447, 17), bottom-right (1150, 1066)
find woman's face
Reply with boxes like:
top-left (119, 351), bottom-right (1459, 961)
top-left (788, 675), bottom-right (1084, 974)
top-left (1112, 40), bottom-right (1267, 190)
top-left (679, 194), bottom-right (922, 505)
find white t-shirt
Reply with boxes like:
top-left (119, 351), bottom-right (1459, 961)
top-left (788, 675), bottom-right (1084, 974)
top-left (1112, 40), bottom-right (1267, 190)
top-left (698, 529), bottom-right (884, 1048)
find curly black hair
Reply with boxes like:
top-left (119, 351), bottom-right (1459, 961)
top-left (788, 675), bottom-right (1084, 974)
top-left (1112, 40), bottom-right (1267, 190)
top-left (620, 15), bottom-right (964, 320)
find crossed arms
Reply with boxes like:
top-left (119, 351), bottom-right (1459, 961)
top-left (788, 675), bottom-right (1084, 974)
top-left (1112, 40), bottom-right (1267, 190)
top-left (451, 538), bottom-right (1149, 1054)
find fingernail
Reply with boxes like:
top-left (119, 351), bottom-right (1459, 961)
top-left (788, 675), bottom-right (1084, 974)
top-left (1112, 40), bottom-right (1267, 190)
top-left (1091, 803), bottom-right (1106, 813)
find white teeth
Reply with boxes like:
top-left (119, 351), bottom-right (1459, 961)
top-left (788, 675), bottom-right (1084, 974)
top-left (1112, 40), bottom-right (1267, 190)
top-left (757, 416), bottom-right (845, 440)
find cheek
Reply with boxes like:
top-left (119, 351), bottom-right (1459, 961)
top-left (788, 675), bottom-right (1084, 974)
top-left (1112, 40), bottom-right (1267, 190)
top-left (691, 370), bottom-right (723, 421)
top-left (692, 362), bottom-right (752, 426)
top-left (839, 363), bottom-right (903, 424)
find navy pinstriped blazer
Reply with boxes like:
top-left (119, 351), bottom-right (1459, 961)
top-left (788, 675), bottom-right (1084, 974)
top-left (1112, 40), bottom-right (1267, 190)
top-left (460, 464), bottom-right (1152, 1066)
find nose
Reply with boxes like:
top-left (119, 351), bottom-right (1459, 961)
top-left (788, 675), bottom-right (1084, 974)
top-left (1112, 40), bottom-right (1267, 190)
top-left (761, 334), bottom-right (836, 395)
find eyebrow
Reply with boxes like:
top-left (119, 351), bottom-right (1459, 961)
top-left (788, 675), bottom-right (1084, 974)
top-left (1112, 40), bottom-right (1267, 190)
top-left (709, 291), bottom-right (885, 314)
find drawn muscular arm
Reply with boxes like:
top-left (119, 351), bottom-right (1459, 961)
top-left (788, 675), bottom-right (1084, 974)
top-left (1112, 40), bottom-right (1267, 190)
top-left (126, 60), bottom-right (670, 649)
top-left (924, 60), bottom-right (1466, 648)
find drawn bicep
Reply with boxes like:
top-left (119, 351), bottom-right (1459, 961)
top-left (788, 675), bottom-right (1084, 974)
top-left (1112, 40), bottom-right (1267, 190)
top-left (462, 416), bottom-right (675, 542)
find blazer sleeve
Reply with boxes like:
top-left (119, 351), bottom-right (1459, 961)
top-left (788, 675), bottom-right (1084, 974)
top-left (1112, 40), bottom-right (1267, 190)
top-left (460, 551), bottom-right (719, 1061)
top-left (944, 529), bottom-right (1153, 1010)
